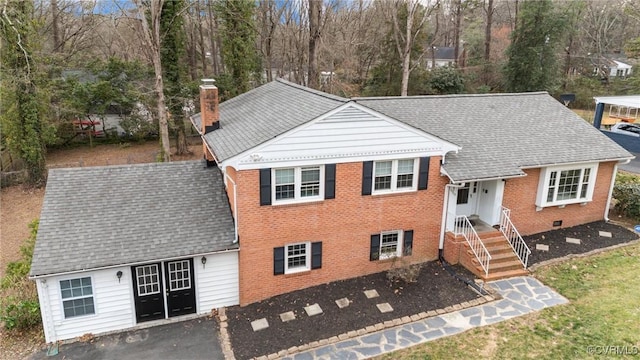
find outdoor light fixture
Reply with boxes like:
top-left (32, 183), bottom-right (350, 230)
top-left (116, 270), bottom-right (123, 283)
top-left (201, 256), bottom-right (207, 268)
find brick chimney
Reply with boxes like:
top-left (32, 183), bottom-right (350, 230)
top-left (200, 79), bottom-right (219, 166)
top-left (200, 79), bottom-right (219, 133)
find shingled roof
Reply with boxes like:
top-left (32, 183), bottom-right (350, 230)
top-left (356, 93), bottom-right (632, 181)
top-left (202, 79), bottom-right (348, 161)
top-left (30, 161), bottom-right (237, 277)
top-left (195, 80), bottom-right (632, 182)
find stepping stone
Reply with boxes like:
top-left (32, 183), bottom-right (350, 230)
top-left (280, 311), bottom-right (296, 322)
top-left (377, 302), bottom-right (393, 313)
top-left (335, 297), bottom-right (350, 309)
top-left (536, 244), bottom-right (549, 251)
top-left (599, 231), bottom-right (612, 238)
top-left (364, 289), bottom-right (379, 299)
top-left (566, 237), bottom-right (581, 244)
top-left (304, 303), bottom-right (323, 316)
top-left (251, 318), bottom-right (269, 332)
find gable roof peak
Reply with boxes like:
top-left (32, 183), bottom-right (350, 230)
top-left (274, 78), bottom-right (349, 102)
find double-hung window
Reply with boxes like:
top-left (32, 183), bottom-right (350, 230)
top-left (369, 230), bottom-right (413, 261)
top-left (373, 159), bottom-right (417, 194)
top-left (537, 164), bottom-right (598, 207)
top-left (380, 231), bottom-right (402, 259)
top-left (60, 277), bottom-right (95, 318)
top-left (285, 242), bottom-right (310, 274)
top-left (273, 166), bottom-right (323, 203)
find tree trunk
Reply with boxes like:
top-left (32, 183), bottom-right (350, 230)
top-left (134, 0), bottom-right (171, 161)
top-left (453, 0), bottom-right (462, 66)
top-left (195, 0), bottom-right (207, 75)
top-left (401, 2), bottom-right (415, 96)
top-left (308, 0), bottom-right (321, 89)
top-left (484, 0), bottom-right (493, 63)
top-left (51, 0), bottom-right (61, 52)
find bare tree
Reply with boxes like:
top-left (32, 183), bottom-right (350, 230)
top-left (389, 0), bottom-right (434, 96)
top-left (308, 0), bottom-right (322, 88)
top-left (133, 0), bottom-right (171, 161)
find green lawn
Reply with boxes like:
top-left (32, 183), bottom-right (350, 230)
top-left (380, 243), bottom-right (640, 359)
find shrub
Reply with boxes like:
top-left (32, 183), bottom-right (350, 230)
top-left (613, 183), bottom-right (640, 221)
top-left (0, 219), bottom-right (41, 330)
top-left (387, 256), bottom-right (422, 284)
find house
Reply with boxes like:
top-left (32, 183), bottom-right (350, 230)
top-left (426, 46), bottom-right (455, 68)
top-left (31, 79), bottom-right (633, 343)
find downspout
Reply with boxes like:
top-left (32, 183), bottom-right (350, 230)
top-left (604, 160), bottom-right (630, 222)
top-left (439, 182), bottom-right (465, 253)
top-left (439, 180), bottom-right (489, 296)
top-left (223, 171), bottom-right (239, 244)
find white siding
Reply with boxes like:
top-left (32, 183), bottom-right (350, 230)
top-left (234, 104), bottom-right (457, 169)
top-left (195, 251), bottom-right (239, 313)
top-left (38, 266), bottom-right (134, 343)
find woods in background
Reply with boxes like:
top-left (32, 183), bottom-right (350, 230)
top-left (2, 0), bottom-right (640, 183)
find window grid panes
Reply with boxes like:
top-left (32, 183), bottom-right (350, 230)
top-left (300, 167), bottom-right (320, 197)
top-left (275, 168), bottom-right (295, 200)
top-left (380, 232), bottom-right (400, 258)
top-left (286, 243), bottom-right (308, 270)
top-left (543, 166), bottom-right (595, 205)
top-left (556, 169), bottom-right (581, 201)
top-left (580, 168), bottom-right (591, 198)
top-left (547, 171), bottom-right (557, 202)
top-left (396, 160), bottom-right (414, 188)
top-left (374, 161), bottom-right (392, 190)
top-left (60, 277), bottom-right (94, 318)
top-left (168, 260), bottom-right (191, 291)
top-left (136, 264), bottom-right (160, 296)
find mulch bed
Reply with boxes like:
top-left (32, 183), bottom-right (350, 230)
top-left (524, 221), bottom-right (639, 266)
top-left (226, 261), bottom-right (482, 360)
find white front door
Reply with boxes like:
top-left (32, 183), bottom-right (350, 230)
top-left (456, 182), bottom-right (478, 216)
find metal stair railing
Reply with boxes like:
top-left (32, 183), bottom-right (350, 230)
top-left (454, 215), bottom-right (491, 277)
top-left (499, 206), bottom-right (531, 268)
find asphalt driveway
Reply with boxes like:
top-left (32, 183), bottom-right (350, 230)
top-left (29, 316), bottom-right (222, 360)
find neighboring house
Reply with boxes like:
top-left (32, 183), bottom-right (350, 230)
top-left (588, 56), bottom-right (633, 79)
top-left (426, 46), bottom-right (455, 68)
top-left (31, 79), bottom-right (634, 343)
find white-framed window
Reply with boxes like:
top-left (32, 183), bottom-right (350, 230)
top-left (273, 166), bottom-right (324, 204)
top-left (60, 277), bottom-right (95, 319)
top-left (285, 242), bottom-right (310, 274)
top-left (536, 163), bottom-right (598, 207)
top-left (373, 159), bottom-right (418, 194)
top-left (380, 230), bottom-right (403, 260)
top-left (168, 260), bottom-right (191, 291)
top-left (136, 264), bottom-right (160, 296)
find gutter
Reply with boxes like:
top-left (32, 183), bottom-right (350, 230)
top-left (29, 248), bottom-right (240, 280)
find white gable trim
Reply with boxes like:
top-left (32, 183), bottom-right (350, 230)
top-left (222, 102), bottom-right (460, 170)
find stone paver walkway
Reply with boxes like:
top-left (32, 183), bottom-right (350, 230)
top-left (281, 276), bottom-right (568, 360)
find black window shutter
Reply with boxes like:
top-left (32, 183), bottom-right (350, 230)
top-left (362, 161), bottom-right (373, 195)
top-left (311, 242), bottom-right (322, 269)
top-left (418, 157), bottom-right (430, 190)
top-left (370, 234), bottom-right (381, 261)
top-left (259, 168), bottom-right (271, 206)
top-left (403, 230), bottom-right (414, 256)
top-left (325, 164), bottom-right (336, 199)
top-left (274, 247), bottom-right (285, 275)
